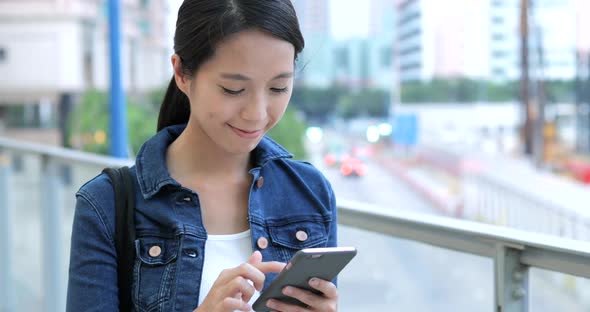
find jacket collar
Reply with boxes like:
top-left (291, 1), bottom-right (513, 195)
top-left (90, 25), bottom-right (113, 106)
top-left (135, 124), bottom-right (292, 199)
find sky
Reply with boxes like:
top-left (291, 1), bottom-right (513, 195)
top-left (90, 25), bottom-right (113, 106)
top-left (167, 0), bottom-right (369, 41)
top-left (329, 0), bottom-right (369, 39)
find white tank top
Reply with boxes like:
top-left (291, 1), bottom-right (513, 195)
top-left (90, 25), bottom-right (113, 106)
top-left (198, 229), bottom-right (260, 311)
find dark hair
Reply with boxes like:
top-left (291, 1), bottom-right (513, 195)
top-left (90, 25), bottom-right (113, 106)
top-left (157, 0), bottom-right (305, 131)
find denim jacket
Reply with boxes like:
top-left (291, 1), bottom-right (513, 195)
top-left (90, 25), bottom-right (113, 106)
top-left (66, 124), bottom-right (337, 312)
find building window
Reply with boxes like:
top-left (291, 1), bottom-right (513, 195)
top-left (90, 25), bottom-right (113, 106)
top-left (492, 68), bottom-right (505, 77)
top-left (492, 50), bottom-right (507, 58)
top-left (335, 48), bottom-right (349, 69)
top-left (492, 33), bottom-right (505, 41)
top-left (0, 48), bottom-right (6, 62)
top-left (492, 16), bottom-right (504, 24)
top-left (139, 19), bottom-right (150, 35)
top-left (381, 47), bottom-right (392, 67)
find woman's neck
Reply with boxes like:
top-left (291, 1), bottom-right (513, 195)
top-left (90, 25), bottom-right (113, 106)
top-left (166, 121), bottom-right (252, 185)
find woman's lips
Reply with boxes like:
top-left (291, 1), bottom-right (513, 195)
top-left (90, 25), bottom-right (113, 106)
top-left (229, 124), bottom-right (263, 139)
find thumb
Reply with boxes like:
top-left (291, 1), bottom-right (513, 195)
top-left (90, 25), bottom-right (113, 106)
top-left (247, 250), bottom-right (262, 265)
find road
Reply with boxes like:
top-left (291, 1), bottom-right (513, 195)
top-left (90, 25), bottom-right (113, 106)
top-left (305, 140), bottom-right (589, 312)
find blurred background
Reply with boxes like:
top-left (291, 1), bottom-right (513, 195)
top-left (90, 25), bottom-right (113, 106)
top-left (1, 0), bottom-right (590, 311)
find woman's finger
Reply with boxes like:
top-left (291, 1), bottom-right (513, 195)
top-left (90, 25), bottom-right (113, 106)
top-left (228, 263), bottom-right (266, 291)
top-left (255, 261), bottom-right (286, 274)
top-left (282, 286), bottom-right (318, 308)
top-left (228, 276), bottom-right (256, 303)
top-left (266, 298), bottom-right (311, 312)
top-left (222, 296), bottom-right (251, 312)
top-left (308, 278), bottom-right (338, 299)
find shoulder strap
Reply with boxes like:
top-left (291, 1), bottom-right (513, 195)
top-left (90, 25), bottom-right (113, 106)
top-left (102, 166), bottom-right (136, 312)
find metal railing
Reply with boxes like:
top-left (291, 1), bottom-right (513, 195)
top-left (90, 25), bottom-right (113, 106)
top-left (338, 199), bottom-right (590, 311)
top-left (0, 137), bottom-right (131, 312)
top-left (1, 136), bottom-right (590, 312)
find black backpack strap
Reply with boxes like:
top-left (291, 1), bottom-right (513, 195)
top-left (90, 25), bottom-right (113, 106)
top-left (103, 166), bottom-right (136, 312)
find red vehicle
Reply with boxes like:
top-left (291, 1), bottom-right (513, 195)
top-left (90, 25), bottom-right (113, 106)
top-left (565, 158), bottom-right (590, 184)
top-left (339, 156), bottom-right (368, 177)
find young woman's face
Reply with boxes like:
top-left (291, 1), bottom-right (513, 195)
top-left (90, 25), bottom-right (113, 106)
top-left (176, 29), bottom-right (295, 155)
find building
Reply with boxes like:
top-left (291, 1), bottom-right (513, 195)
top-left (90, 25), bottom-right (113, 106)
top-left (293, 0), bottom-right (396, 91)
top-left (368, 0), bottom-right (396, 91)
top-left (396, 0), bottom-right (490, 82)
top-left (292, 0), bottom-right (334, 87)
top-left (0, 0), bottom-right (169, 143)
top-left (489, 0), bottom-right (577, 81)
top-left (369, 0), bottom-right (396, 36)
top-left (333, 39), bottom-right (369, 89)
top-left (396, 0), bottom-right (579, 82)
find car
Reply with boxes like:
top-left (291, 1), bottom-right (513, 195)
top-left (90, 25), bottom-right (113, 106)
top-left (339, 156), bottom-right (368, 177)
top-left (323, 143), bottom-right (349, 167)
top-left (324, 151), bottom-right (350, 167)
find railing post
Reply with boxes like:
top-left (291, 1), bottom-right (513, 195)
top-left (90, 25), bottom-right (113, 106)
top-left (0, 151), bottom-right (15, 311)
top-left (41, 155), bottom-right (65, 312)
top-left (494, 244), bottom-right (529, 312)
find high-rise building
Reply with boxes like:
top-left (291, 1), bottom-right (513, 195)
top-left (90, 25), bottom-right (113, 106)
top-left (293, 0), bottom-right (331, 36)
top-left (292, 0), bottom-right (334, 87)
top-left (489, 0), bottom-right (577, 81)
top-left (368, 0), bottom-right (396, 91)
top-left (396, 0), bottom-right (490, 82)
top-left (0, 0), bottom-right (169, 142)
top-left (396, 0), bottom-right (579, 82)
top-left (369, 0), bottom-right (396, 36)
top-left (0, 0), bottom-right (169, 101)
top-left (574, 0), bottom-right (590, 152)
top-left (293, 0), bottom-right (396, 90)
top-left (333, 0), bottom-right (397, 90)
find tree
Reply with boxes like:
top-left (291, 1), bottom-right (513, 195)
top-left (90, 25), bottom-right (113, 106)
top-left (399, 78), bottom-right (576, 104)
top-left (336, 89), bottom-right (389, 119)
top-left (267, 108), bottom-right (308, 160)
top-left (290, 86), bottom-right (344, 122)
top-left (67, 90), bottom-right (158, 156)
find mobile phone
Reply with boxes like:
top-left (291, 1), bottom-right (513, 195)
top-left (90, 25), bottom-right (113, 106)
top-left (252, 247), bottom-right (357, 312)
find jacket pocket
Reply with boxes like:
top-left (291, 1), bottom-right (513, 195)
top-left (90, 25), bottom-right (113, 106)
top-left (133, 236), bottom-right (179, 312)
top-left (268, 220), bottom-right (328, 262)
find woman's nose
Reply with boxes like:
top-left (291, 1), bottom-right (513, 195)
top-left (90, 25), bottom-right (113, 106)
top-left (240, 94), bottom-right (268, 121)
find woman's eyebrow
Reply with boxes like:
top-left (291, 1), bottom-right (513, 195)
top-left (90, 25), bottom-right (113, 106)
top-left (219, 72), bottom-right (294, 81)
top-left (272, 72), bottom-right (294, 80)
top-left (220, 73), bottom-right (250, 81)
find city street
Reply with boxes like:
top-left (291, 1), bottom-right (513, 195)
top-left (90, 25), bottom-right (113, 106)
top-left (306, 139), bottom-right (589, 311)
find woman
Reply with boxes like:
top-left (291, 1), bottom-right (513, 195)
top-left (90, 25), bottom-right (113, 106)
top-left (66, 0), bottom-right (338, 311)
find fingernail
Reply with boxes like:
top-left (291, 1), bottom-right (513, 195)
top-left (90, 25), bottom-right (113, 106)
top-left (282, 286), bottom-right (292, 295)
top-left (309, 278), bottom-right (319, 286)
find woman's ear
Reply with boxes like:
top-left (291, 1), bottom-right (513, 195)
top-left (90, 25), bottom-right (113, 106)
top-left (172, 54), bottom-right (190, 96)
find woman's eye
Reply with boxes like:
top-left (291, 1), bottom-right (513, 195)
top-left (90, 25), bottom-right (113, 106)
top-left (221, 87), bottom-right (244, 95)
top-left (270, 87), bottom-right (289, 93)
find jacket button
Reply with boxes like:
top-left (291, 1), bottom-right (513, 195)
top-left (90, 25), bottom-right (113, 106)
top-left (256, 176), bottom-right (264, 189)
top-left (149, 245), bottom-right (162, 257)
top-left (295, 230), bottom-right (308, 242)
top-left (257, 237), bottom-right (269, 249)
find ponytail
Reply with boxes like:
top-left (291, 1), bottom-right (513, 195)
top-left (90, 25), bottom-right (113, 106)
top-left (157, 77), bottom-right (191, 131)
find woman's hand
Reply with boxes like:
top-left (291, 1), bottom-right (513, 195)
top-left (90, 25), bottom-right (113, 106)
top-left (194, 251), bottom-right (285, 312)
top-left (264, 278), bottom-right (338, 312)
